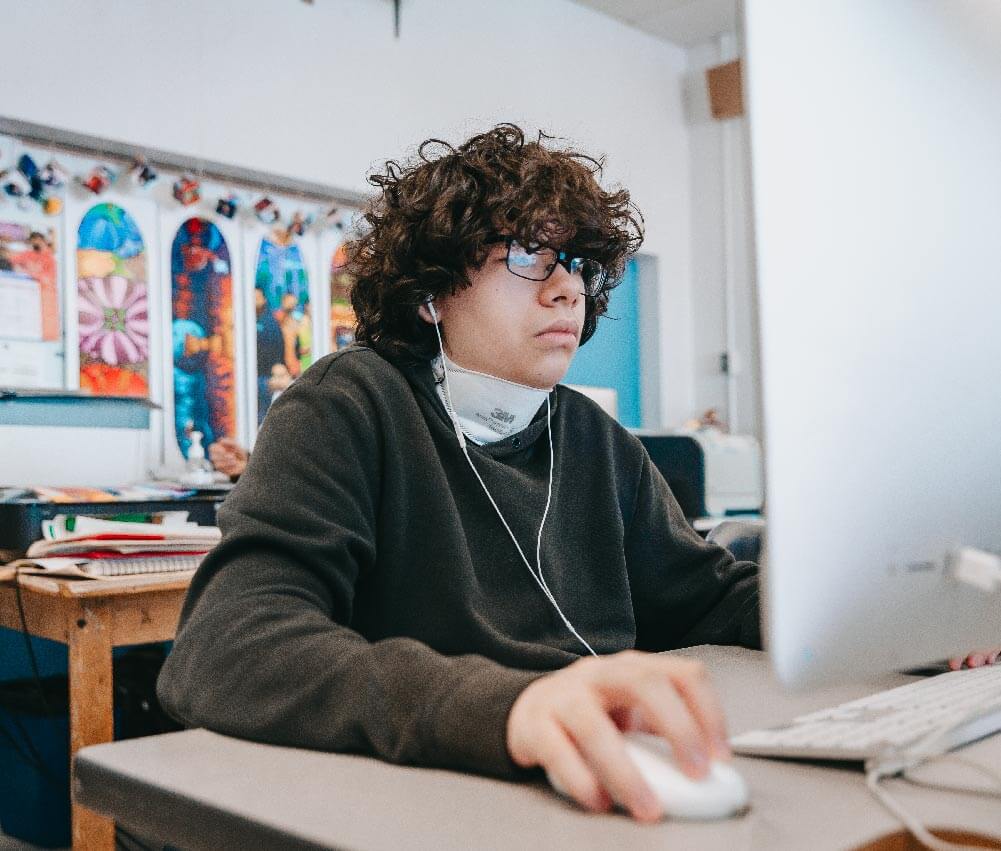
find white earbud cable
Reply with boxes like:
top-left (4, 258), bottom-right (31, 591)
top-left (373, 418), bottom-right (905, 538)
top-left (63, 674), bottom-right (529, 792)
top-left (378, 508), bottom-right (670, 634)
top-left (428, 304), bottom-right (597, 656)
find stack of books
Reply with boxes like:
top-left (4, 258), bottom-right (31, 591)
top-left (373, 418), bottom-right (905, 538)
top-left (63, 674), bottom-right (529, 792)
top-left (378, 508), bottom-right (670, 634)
top-left (2, 514), bottom-right (221, 579)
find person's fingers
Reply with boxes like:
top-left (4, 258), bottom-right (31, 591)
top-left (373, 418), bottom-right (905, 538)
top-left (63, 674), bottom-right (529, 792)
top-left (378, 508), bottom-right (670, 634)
top-left (948, 649), bottom-right (1001, 669)
top-left (535, 721), bottom-right (611, 813)
top-left (968, 650), bottom-right (1000, 667)
top-left (665, 659), bottom-right (732, 761)
top-left (560, 699), bottom-right (661, 822)
top-left (599, 656), bottom-right (723, 770)
top-left (217, 436), bottom-right (243, 453)
top-left (511, 653), bottom-right (741, 824)
top-left (610, 705), bottom-right (647, 734)
top-left (605, 670), bottom-right (712, 778)
top-left (207, 449), bottom-right (241, 475)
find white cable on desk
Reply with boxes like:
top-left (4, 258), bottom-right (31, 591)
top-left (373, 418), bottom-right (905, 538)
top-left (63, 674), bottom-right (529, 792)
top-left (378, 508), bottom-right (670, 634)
top-left (865, 705), bottom-right (1001, 851)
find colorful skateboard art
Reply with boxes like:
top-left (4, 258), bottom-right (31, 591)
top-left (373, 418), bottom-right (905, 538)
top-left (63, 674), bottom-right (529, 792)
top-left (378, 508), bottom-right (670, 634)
top-left (170, 217), bottom-right (236, 458)
top-left (253, 228), bottom-right (309, 423)
top-left (76, 204), bottom-right (149, 396)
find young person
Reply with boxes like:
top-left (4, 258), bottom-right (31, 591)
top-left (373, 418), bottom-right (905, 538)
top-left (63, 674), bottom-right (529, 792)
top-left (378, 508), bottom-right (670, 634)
top-left (156, 124), bottom-right (994, 823)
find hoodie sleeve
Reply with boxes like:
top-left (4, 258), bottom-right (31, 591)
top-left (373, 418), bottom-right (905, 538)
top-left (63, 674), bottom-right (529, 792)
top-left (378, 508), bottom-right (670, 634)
top-left (624, 451), bottom-right (761, 651)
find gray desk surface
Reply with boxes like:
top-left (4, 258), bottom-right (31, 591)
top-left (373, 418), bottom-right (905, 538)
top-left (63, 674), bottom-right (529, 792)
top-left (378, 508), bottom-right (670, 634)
top-left (75, 646), bottom-right (1001, 851)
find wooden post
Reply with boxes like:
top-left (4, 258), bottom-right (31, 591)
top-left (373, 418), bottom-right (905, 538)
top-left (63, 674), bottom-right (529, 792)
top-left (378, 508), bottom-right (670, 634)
top-left (67, 600), bottom-right (115, 851)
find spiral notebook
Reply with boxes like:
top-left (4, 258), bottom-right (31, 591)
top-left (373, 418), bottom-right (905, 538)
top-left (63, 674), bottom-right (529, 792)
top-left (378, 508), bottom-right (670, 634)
top-left (74, 554), bottom-right (203, 577)
top-left (1, 553), bottom-right (204, 580)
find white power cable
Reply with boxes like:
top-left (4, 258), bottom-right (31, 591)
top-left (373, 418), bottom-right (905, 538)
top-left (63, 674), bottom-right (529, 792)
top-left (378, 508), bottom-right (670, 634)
top-left (865, 704), bottom-right (1001, 851)
top-left (903, 755), bottom-right (1001, 800)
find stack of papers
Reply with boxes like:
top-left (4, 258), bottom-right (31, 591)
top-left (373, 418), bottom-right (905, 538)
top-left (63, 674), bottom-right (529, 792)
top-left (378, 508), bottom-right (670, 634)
top-left (2, 514), bottom-right (221, 580)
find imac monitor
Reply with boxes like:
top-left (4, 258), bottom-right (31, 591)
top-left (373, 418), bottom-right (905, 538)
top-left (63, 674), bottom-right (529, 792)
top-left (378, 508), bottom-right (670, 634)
top-left (743, 0), bottom-right (1001, 686)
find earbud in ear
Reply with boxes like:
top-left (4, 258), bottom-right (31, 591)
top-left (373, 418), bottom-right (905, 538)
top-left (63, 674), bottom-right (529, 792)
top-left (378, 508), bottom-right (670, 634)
top-left (426, 299), bottom-right (439, 323)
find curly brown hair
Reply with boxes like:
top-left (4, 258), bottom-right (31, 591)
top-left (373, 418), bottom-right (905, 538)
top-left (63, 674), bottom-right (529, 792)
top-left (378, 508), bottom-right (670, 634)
top-left (346, 123), bottom-right (644, 361)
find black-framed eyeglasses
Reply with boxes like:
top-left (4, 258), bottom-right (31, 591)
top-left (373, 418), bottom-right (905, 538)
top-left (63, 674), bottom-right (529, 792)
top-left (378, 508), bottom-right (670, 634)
top-left (486, 236), bottom-right (607, 297)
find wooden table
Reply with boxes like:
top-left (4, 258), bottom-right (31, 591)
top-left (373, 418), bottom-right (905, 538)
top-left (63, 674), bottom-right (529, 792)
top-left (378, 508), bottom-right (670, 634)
top-left (0, 572), bottom-right (190, 851)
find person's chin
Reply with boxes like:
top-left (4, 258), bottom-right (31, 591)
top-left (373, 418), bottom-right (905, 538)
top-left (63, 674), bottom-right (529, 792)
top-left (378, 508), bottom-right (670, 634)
top-left (530, 349), bottom-right (576, 388)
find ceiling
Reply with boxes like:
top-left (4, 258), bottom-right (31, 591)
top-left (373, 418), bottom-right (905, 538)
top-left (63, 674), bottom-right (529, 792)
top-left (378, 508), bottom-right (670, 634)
top-left (569, 0), bottom-right (738, 47)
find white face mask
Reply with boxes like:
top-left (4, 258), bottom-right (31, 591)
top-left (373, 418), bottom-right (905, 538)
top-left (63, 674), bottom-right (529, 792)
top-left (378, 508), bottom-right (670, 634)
top-left (432, 352), bottom-right (549, 445)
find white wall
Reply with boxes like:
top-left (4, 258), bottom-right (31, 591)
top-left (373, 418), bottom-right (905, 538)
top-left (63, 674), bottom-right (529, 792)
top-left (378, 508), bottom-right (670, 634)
top-left (684, 34), bottom-right (761, 437)
top-left (4, 0), bottom-right (699, 453)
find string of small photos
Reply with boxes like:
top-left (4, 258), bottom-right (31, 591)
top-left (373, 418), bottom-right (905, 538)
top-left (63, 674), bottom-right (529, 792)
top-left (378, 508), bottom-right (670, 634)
top-left (0, 148), bottom-right (350, 237)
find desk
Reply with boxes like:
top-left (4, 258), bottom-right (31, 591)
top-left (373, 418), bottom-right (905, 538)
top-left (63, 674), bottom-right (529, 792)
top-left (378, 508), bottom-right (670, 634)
top-left (0, 573), bottom-right (190, 851)
top-left (74, 645), bottom-right (1001, 850)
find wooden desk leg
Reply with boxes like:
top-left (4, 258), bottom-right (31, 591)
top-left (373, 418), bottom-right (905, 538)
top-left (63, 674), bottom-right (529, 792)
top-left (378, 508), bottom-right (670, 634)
top-left (68, 601), bottom-right (115, 851)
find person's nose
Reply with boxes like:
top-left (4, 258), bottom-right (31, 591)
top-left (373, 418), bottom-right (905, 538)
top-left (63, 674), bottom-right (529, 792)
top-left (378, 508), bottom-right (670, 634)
top-left (540, 263), bottom-right (581, 307)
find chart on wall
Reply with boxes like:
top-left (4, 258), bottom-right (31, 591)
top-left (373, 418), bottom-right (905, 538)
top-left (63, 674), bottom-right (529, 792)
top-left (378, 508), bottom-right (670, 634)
top-left (0, 214), bottom-right (63, 388)
top-left (329, 241), bottom-right (356, 351)
top-left (170, 218), bottom-right (236, 458)
top-left (253, 227), bottom-right (310, 424)
top-left (76, 203), bottom-right (149, 396)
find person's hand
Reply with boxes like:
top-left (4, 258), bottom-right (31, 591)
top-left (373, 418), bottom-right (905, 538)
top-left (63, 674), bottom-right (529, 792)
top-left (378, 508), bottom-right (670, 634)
top-left (948, 648), bottom-right (1001, 670)
top-left (506, 650), bottom-right (731, 822)
top-left (267, 364), bottom-right (294, 394)
top-left (207, 437), bottom-right (249, 478)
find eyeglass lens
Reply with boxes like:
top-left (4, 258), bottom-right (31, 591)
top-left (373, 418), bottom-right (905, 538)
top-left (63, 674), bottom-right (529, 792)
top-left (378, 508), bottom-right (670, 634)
top-left (506, 241), bottom-right (604, 296)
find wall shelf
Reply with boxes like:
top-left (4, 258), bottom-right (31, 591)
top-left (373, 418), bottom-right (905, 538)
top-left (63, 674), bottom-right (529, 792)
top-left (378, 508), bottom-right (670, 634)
top-left (0, 392), bottom-right (159, 429)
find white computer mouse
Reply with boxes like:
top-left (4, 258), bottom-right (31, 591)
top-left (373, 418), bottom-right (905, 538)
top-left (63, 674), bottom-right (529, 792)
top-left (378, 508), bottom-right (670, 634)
top-left (622, 732), bottom-right (749, 821)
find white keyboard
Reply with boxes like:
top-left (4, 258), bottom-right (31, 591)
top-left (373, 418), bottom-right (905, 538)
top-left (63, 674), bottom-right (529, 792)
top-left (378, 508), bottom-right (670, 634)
top-left (731, 665), bottom-right (1001, 763)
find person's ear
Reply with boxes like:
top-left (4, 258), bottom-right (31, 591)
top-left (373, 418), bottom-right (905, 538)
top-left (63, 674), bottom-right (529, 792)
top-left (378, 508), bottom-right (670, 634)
top-left (417, 299), bottom-right (440, 325)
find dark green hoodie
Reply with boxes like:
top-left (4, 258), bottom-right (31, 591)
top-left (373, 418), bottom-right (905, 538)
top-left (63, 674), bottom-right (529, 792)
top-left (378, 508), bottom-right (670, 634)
top-left (157, 346), bottom-right (760, 779)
